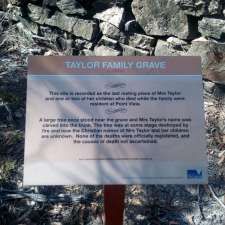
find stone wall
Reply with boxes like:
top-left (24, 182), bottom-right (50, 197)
top-left (3, 0), bottom-right (225, 83)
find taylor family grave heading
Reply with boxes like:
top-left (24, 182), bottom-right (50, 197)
top-left (24, 56), bottom-right (208, 185)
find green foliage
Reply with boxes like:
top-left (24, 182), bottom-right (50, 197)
top-left (0, 160), bottom-right (16, 183)
top-left (8, 131), bottom-right (23, 145)
top-left (0, 91), bottom-right (20, 105)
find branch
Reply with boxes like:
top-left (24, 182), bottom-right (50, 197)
top-left (208, 185), bottom-right (225, 210)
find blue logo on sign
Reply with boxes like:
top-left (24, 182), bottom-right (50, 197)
top-left (187, 169), bottom-right (202, 179)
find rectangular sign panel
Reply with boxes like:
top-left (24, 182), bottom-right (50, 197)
top-left (24, 56), bottom-right (208, 185)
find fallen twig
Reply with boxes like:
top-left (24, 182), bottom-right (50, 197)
top-left (15, 207), bottom-right (33, 224)
top-left (197, 185), bottom-right (205, 220)
top-left (208, 185), bottom-right (225, 210)
top-left (0, 189), bottom-right (94, 204)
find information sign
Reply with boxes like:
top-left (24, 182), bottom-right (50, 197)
top-left (24, 56), bottom-right (208, 185)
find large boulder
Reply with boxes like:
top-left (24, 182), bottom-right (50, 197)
top-left (199, 17), bottom-right (225, 40)
top-left (154, 39), bottom-right (185, 56)
top-left (175, 0), bottom-right (223, 16)
top-left (131, 0), bottom-right (192, 39)
top-left (72, 18), bottom-right (99, 41)
top-left (187, 38), bottom-right (225, 84)
top-left (27, 3), bottom-right (50, 24)
top-left (155, 36), bottom-right (225, 83)
top-left (45, 11), bottom-right (75, 32)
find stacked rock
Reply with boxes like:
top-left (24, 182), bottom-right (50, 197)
top-left (1, 0), bottom-right (225, 83)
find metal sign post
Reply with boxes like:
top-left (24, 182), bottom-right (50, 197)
top-left (104, 185), bottom-right (126, 225)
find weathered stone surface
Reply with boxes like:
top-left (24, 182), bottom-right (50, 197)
top-left (43, 49), bottom-right (60, 56)
top-left (131, 0), bottom-right (191, 39)
top-left (28, 3), bottom-right (50, 24)
top-left (199, 17), bottom-right (225, 39)
top-left (43, 0), bottom-right (57, 7)
top-left (79, 49), bottom-right (95, 56)
top-left (6, 0), bottom-right (225, 84)
top-left (74, 38), bottom-right (94, 50)
top-left (218, 110), bottom-right (225, 134)
top-left (98, 36), bottom-right (118, 48)
top-left (16, 18), bottom-right (39, 40)
top-left (121, 44), bottom-right (150, 56)
top-left (203, 81), bottom-right (215, 93)
top-left (20, 17), bottom-right (39, 34)
top-left (46, 11), bottom-right (98, 41)
top-left (187, 39), bottom-right (225, 84)
top-left (154, 40), bottom-right (184, 56)
top-left (8, 5), bottom-right (22, 21)
top-left (203, 56), bottom-right (225, 84)
top-left (208, 0), bottom-right (223, 15)
top-left (39, 25), bottom-right (63, 40)
top-left (51, 222), bottom-right (63, 225)
top-left (192, 37), bottom-right (208, 42)
top-left (94, 45), bottom-right (121, 56)
top-left (155, 37), bottom-right (189, 56)
top-left (56, 0), bottom-right (87, 16)
top-left (72, 18), bottom-right (99, 41)
top-left (94, 6), bottom-right (124, 28)
top-left (92, 0), bottom-right (127, 10)
top-left (45, 11), bottom-right (75, 32)
top-left (124, 20), bottom-right (140, 33)
top-left (166, 37), bottom-right (188, 49)
top-left (27, 0), bottom-right (57, 6)
top-left (7, 0), bottom-right (22, 6)
top-left (125, 33), bottom-right (156, 50)
top-left (0, 11), bottom-right (5, 31)
top-left (175, 0), bottom-right (223, 16)
top-left (188, 38), bottom-right (221, 67)
top-left (16, 22), bottom-right (32, 40)
top-left (99, 22), bottom-right (121, 39)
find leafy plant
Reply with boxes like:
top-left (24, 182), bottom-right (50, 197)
top-left (0, 160), bottom-right (16, 183)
